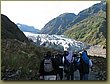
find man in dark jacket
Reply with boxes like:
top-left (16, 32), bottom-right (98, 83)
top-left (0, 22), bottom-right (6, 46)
top-left (79, 49), bottom-right (90, 80)
top-left (39, 51), bottom-right (59, 80)
top-left (57, 53), bottom-right (65, 80)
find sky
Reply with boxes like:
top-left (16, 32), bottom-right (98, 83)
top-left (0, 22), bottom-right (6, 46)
top-left (1, 1), bottom-right (101, 30)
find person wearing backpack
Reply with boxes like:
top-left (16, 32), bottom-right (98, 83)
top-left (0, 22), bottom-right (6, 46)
top-left (64, 51), bottom-right (75, 80)
top-left (39, 51), bottom-right (59, 80)
top-left (72, 50), bottom-right (80, 72)
top-left (78, 49), bottom-right (93, 80)
top-left (67, 50), bottom-right (80, 80)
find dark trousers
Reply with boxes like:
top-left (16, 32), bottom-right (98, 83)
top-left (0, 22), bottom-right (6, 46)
top-left (65, 64), bottom-right (75, 80)
top-left (59, 68), bottom-right (63, 80)
top-left (80, 73), bottom-right (83, 80)
top-left (80, 73), bottom-right (89, 80)
top-left (66, 73), bottom-right (74, 80)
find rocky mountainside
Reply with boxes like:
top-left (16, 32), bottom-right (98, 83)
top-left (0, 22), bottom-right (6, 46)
top-left (1, 14), bottom-right (29, 42)
top-left (65, 1), bottom-right (106, 47)
top-left (40, 1), bottom-right (106, 35)
top-left (17, 23), bottom-right (40, 34)
top-left (40, 13), bottom-right (76, 35)
top-left (66, 1), bottom-right (106, 29)
top-left (64, 10), bottom-right (106, 46)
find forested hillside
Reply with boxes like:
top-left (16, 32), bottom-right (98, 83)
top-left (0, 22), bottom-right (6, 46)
top-left (64, 11), bottom-right (106, 46)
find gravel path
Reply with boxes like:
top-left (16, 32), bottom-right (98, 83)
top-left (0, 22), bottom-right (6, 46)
top-left (73, 70), bottom-right (96, 80)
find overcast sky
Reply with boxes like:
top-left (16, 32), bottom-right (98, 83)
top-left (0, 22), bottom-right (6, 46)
top-left (1, 1), bottom-right (101, 30)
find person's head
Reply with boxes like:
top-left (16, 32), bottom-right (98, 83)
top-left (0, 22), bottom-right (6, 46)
top-left (74, 50), bottom-right (78, 54)
top-left (64, 51), bottom-right (69, 56)
top-left (79, 52), bottom-right (82, 57)
top-left (46, 51), bottom-right (51, 57)
top-left (83, 48), bottom-right (86, 51)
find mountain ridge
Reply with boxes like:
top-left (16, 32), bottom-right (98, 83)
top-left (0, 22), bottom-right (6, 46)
top-left (64, 1), bottom-right (106, 29)
top-left (40, 13), bottom-right (77, 35)
top-left (1, 14), bottom-right (29, 43)
top-left (17, 23), bottom-right (40, 34)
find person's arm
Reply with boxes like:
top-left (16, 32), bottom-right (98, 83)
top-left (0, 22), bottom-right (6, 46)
top-left (89, 59), bottom-right (93, 67)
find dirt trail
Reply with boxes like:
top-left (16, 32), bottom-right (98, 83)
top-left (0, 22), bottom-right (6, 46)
top-left (74, 70), bottom-right (96, 80)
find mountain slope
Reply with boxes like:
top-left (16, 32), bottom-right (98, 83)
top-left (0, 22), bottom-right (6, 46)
top-left (40, 13), bottom-right (76, 35)
top-left (40, 1), bottom-right (106, 35)
top-left (1, 14), bottom-right (59, 80)
top-left (17, 23), bottom-right (40, 34)
top-left (66, 1), bottom-right (106, 29)
top-left (64, 11), bottom-right (106, 46)
top-left (1, 14), bottom-right (29, 42)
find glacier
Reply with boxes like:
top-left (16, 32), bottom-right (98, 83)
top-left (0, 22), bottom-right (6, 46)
top-left (23, 32), bottom-right (88, 52)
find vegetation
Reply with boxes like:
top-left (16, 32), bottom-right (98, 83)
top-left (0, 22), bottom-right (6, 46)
top-left (65, 1), bottom-right (106, 29)
top-left (90, 56), bottom-right (107, 80)
top-left (40, 1), bottom-right (106, 36)
top-left (1, 39), bottom-right (107, 80)
top-left (64, 11), bottom-right (106, 47)
top-left (1, 39), bottom-right (56, 80)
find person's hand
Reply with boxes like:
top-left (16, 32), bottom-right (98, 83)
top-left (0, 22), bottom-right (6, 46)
top-left (40, 76), bottom-right (44, 80)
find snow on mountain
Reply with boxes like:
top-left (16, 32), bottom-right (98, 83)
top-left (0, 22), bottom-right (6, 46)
top-left (23, 32), bottom-right (87, 52)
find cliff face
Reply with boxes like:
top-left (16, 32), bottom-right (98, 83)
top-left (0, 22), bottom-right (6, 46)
top-left (1, 14), bottom-right (29, 42)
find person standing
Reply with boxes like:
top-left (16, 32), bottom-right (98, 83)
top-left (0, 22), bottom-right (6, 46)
top-left (79, 49), bottom-right (92, 80)
top-left (39, 51), bottom-right (59, 80)
top-left (57, 53), bottom-right (65, 80)
top-left (64, 51), bottom-right (75, 80)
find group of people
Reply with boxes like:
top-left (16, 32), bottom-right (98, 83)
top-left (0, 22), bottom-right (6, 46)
top-left (39, 48), bottom-right (93, 80)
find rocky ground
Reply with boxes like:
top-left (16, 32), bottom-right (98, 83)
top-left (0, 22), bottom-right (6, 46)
top-left (90, 56), bottom-right (107, 80)
top-left (87, 45), bottom-right (106, 58)
top-left (86, 45), bottom-right (107, 80)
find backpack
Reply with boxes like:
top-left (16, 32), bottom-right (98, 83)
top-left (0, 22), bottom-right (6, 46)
top-left (78, 58), bottom-right (89, 73)
top-left (44, 58), bottom-right (54, 72)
